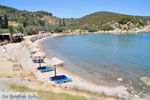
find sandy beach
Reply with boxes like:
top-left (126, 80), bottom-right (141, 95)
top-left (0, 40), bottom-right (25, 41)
top-left (1, 33), bottom-right (150, 100)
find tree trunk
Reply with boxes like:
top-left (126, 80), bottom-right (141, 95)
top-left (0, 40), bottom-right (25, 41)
top-left (55, 68), bottom-right (57, 79)
top-left (10, 37), bottom-right (14, 43)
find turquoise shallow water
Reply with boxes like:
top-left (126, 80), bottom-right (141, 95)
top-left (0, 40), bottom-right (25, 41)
top-left (41, 33), bottom-right (150, 87)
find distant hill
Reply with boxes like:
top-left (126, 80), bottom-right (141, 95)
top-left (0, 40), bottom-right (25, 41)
top-left (0, 5), bottom-right (150, 34)
top-left (79, 11), bottom-right (150, 25)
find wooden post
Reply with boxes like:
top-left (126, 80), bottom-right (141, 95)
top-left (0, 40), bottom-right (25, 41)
top-left (39, 59), bottom-right (41, 67)
top-left (55, 68), bottom-right (56, 79)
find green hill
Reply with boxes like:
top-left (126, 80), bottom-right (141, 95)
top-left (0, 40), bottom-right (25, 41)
top-left (0, 5), bottom-right (60, 26)
top-left (0, 5), bottom-right (150, 34)
top-left (79, 11), bottom-right (149, 25)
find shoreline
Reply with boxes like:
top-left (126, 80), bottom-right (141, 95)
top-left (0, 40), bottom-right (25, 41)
top-left (35, 34), bottom-right (108, 85)
top-left (2, 32), bottom-right (150, 99)
top-left (53, 29), bottom-right (150, 35)
top-left (33, 33), bottom-right (130, 97)
top-left (32, 32), bottom-right (150, 98)
top-left (37, 37), bottom-right (105, 87)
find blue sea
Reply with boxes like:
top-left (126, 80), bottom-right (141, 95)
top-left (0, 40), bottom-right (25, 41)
top-left (41, 33), bottom-right (150, 89)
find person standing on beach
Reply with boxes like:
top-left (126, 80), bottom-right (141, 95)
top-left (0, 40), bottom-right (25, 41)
top-left (3, 47), bottom-right (6, 53)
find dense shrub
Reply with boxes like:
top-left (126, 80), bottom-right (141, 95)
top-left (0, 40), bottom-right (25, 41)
top-left (17, 25), bottom-right (24, 33)
top-left (118, 17), bottom-right (140, 25)
top-left (102, 25), bottom-right (114, 31)
top-left (88, 28), bottom-right (98, 32)
top-left (139, 22), bottom-right (145, 26)
top-left (25, 26), bottom-right (41, 35)
top-left (54, 27), bottom-right (63, 33)
top-left (118, 17), bottom-right (131, 24)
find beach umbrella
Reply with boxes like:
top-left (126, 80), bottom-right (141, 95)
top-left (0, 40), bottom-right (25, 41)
top-left (32, 51), bottom-right (46, 67)
top-left (32, 51), bottom-right (46, 59)
top-left (45, 57), bottom-right (64, 78)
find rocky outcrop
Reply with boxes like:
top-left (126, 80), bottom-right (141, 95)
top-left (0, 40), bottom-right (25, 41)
top-left (140, 77), bottom-right (150, 86)
top-left (117, 77), bottom-right (123, 82)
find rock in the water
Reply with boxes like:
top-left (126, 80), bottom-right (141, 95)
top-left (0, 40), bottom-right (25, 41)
top-left (140, 77), bottom-right (150, 86)
top-left (117, 77), bottom-right (123, 82)
top-left (12, 63), bottom-right (23, 71)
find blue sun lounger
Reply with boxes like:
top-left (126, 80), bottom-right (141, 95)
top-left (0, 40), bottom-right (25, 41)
top-left (40, 67), bottom-right (54, 72)
top-left (55, 77), bottom-right (72, 84)
top-left (37, 66), bottom-right (46, 70)
top-left (49, 75), bottom-right (66, 81)
top-left (32, 59), bottom-right (45, 63)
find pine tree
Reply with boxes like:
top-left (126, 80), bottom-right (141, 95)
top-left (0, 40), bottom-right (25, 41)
top-left (3, 15), bottom-right (8, 28)
top-left (9, 26), bottom-right (14, 43)
top-left (60, 19), bottom-right (62, 27)
top-left (63, 18), bottom-right (66, 26)
top-left (0, 16), bottom-right (3, 28)
top-left (23, 21), bottom-right (27, 27)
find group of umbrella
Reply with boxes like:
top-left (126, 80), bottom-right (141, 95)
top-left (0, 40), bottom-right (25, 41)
top-left (29, 46), bottom-right (72, 84)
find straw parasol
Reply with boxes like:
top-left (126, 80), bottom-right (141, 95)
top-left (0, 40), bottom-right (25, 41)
top-left (32, 51), bottom-right (46, 67)
top-left (45, 57), bottom-right (64, 78)
top-left (32, 51), bottom-right (46, 59)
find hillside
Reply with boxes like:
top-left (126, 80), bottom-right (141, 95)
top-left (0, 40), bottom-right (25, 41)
top-left (79, 11), bottom-right (127, 24)
top-left (0, 5), bottom-right (60, 26)
top-left (78, 11), bottom-right (150, 32)
top-left (79, 11), bottom-right (150, 25)
top-left (0, 5), bottom-right (150, 34)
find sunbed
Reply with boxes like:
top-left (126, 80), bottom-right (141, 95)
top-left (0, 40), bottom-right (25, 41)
top-left (55, 77), bottom-right (72, 84)
top-left (37, 66), bottom-right (46, 70)
top-left (32, 59), bottom-right (44, 63)
top-left (49, 75), bottom-right (66, 81)
top-left (40, 67), bottom-right (54, 72)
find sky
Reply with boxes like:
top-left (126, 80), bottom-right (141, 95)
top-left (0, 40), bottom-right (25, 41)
top-left (0, 0), bottom-right (150, 18)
